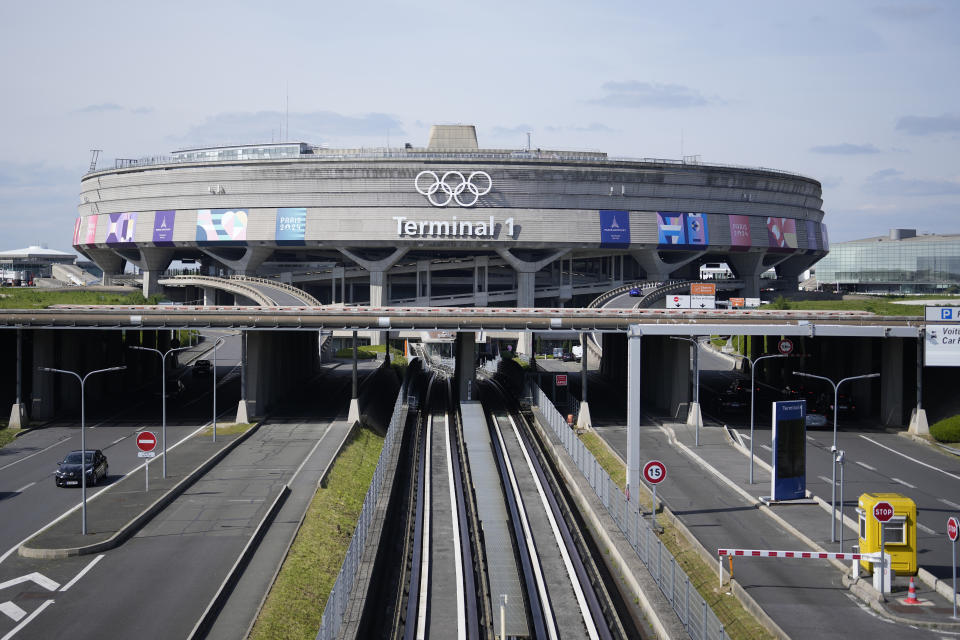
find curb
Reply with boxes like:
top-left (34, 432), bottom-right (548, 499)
top-left (241, 417), bottom-right (360, 640)
top-left (19, 420), bottom-right (265, 559)
top-left (188, 484), bottom-right (291, 640)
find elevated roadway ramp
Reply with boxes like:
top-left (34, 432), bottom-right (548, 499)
top-left (159, 274), bottom-right (321, 306)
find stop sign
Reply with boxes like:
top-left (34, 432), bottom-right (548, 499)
top-left (873, 501), bottom-right (895, 523)
top-left (948, 516), bottom-right (959, 542)
top-left (778, 338), bottom-right (794, 355)
top-left (136, 431), bottom-right (157, 452)
top-left (643, 460), bottom-right (667, 484)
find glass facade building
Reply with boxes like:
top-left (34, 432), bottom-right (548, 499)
top-left (815, 230), bottom-right (960, 293)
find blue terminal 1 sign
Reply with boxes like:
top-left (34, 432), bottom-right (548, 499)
top-left (771, 400), bottom-right (806, 501)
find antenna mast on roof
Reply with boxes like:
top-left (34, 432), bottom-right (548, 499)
top-left (88, 149), bottom-right (101, 172)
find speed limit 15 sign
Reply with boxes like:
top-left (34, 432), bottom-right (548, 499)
top-left (642, 460), bottom-right (667, 485)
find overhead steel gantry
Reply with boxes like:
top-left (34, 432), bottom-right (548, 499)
top-left (0, 305), bottom-right (925, 337)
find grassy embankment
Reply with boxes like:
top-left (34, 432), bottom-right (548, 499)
top-left (250, 426), bottom-right (384, 640)
top-left (578, 430), bottom-right (774, 640)
top-left (0, 427), bottom-right (24, 449)
top-left (0, 289), bottom-right (165, 308)
top-left (194, 422), bottom-right (254, 438)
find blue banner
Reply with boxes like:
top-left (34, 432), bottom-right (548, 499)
top-left (275, 207), bottom-right (307, 245)
top-left (771, 400), bottom-right (807, 501)
top-left (599, 210), bottom-right (630, 247)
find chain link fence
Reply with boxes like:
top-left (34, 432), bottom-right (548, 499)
top-left (530, 383), bottom-right (727, 640)
top-left (315, 390), bottom-right (405, 640)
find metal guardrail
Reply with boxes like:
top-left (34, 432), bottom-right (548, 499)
top-left (86, 150), bottom-right (817, 183)
top-left (228, 275), bottom-right (322, 306)
top-left (316, 390), bottom-right (405, 640)
top-left (530, 384), bottom-right (727, 640)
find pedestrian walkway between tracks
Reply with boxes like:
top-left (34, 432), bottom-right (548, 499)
top-left (620, 417), bottom-right (960, 634)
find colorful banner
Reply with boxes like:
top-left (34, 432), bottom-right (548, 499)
top-left (806, 220), bottom-right (819, 251)
top-left (685, 213), bottom-right (708, 245)
top-left (85, 215), bottom-right (98, 244)
top-left (599, 210), bottom-right (630, 247)
top-left (153, 210), bottom-right (175, 245)
top-left (275, 207), bottom-right (307, 244)
top-left (196, 209), bottom-right (248, 243)
top-left (728, 215), bottom-right (752, 249)
top-left (106, 212), bottom-right (136, 245)
top-left (766, 217), bottom-right (798, 249)
top-left (73, 218), bottom-right (82, 246)
top-left (658, 212), bottom-right (709, 246)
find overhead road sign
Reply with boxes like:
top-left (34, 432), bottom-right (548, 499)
top-left (691, 283), bottom-right (716, 296)
top-left (924, 325), bottom-right (960, 367)
top-left (745, 298), bottom-right (761, 308)
top-left (668, 295), bottom-right (691, 309)
top-left (926, 306), bottom-right (960, 322)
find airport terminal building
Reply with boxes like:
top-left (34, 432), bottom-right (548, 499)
top-left (75, 125), bottom-right (828, 306)
top-left (814, 228), bottom-right (960, 294)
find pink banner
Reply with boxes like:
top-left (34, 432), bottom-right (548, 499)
top-left (766, 217), bottom-right (797, 249)
top-left (84, 215), bottom-right (98, 244)
top-left (728, 215), bottom-right (752, 249)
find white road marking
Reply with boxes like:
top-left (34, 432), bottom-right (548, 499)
top-left (111, 437), bottom-right (125, 445)
top-left (13, 482), bottom-right (35, 494)
top-left (818, 475), bottom-right (833, 485)
top-left (760, 444), bottom-right (772, 452)
top-left (940, 498), bottom-right (960, 510)
top-left (227, 499), bottom-right (265, 503)
top-left (0, 421), bottom-right (213, 568)
top-left (0, 572), bottom-right (58, 592)
top-left (891, 477), bottom-right (917, 489)
top-left (0, 439), bottom-right (71, 472)
top-left (859, 435), bottom-right (960, 482)
top-left (916, 522), bottom-right (936, 535)
top-left (855, 461), bottom-right (876, 471)
top-left (0, 599), bottom-right (54, 640)
top-left (59, 554), bottom-right (104, 592)
top-left (0, 601), bottom-right (25, 622)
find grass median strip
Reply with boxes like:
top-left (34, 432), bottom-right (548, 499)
top-left (578, 428), bottom-right (774, 640)
top-left (0, 427), bottom-right (23, 449)
top-left (251, 426), bottom-right (384, 640)
top-left (194, 422), bottom-right (253, 438)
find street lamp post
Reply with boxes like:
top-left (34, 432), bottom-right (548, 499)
top-left (730, 352), bottom-right (788, 484)
top-left (211, 336), bottom-right (226, 442)
top-left (793, 370), bottom-right (880, 543)
top-left (39, 365), bottom-right (126, 535)
top-left (836, 449), bottom-right (846, 551)
top-left (671, 336), bottom-right (703, 446)
top-left (130, 344), bottom-right (192, 478)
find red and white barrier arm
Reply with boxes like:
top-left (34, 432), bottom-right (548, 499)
top-left (717, 549), bottom-right (865, 586)
top-left (718, 549), bottom-right (863, 560)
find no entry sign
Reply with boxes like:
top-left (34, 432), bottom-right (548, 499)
top-left (873, 501), bottom-right (895, 523)
top-left (136, 431), bottom-right (157, 452)
top-left (643, 460), bottom-right (667, 484)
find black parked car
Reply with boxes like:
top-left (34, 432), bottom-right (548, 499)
top-left (192, 359), bottom-right (212, 375)
top-left (713, 379), bottom-right (750, 414)
top-left (55, 449), bottom-right (108, 487)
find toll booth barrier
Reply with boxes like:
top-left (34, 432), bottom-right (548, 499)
top-left (857, 492), bottom-right (917, 576)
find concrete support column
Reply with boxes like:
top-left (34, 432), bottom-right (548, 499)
top-left (9, 329), bottom-right (25, 427)
top-left (84, 248), bottom-right (125, 286)
top-left (455, 332), bottom-right (477, 403)
top-left (348, 330), bottom-right (360, 424)
top-left (202, 287), bottom-right (216, 306)
top-left (199, 246), bottom-right (273, 276)
top-left (631, 250), bottom-right (702, 282)
top-left (473, 256), bottom-right (489, 307)
top-left (881, 338), bottom-right (905, 427)
top-left (576, 332), bottom-right (592, 429)
top-left (909, 336), bottom-right (929, 434)
top-left (236, 331), bottom-right (250, 423)
top-left (516, 271), bottom-right (536, 356)
top-left (626, 325), bottom-right (642, 501)
top-left (31, 331), bottom-right (57, 420)
top-left (725, 252), bottom-right (766, 298)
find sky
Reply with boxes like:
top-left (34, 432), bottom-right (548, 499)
top-left (1, 0), bottom-right (958, 253)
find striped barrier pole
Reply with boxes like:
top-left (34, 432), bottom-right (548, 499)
top-left (717, 548), bottom-right (865, 586)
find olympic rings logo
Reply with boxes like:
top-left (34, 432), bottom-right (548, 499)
top-left (414, 170), bottom-right (492, 207)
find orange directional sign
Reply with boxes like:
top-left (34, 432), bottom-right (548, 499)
top-left (691, 283), bottom-right (716, 296)
top-left (730, 298), bottom-right (745, 307)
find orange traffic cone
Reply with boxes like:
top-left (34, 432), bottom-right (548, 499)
top-left (903, 577), bottom-right (921, 604)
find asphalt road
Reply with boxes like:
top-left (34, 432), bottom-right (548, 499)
top-left (0, 331), bottom-right (244, 567)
